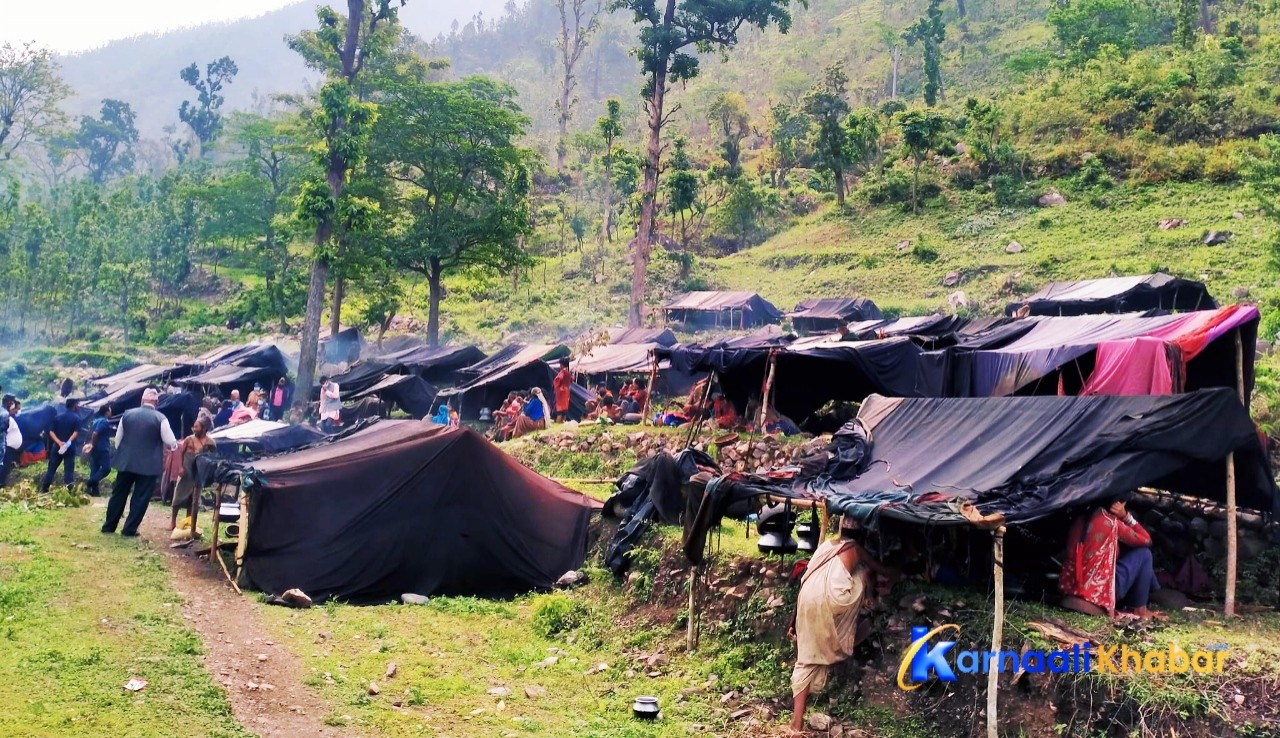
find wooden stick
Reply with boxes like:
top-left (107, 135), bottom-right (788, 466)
top-left (758, 350), bottom-right (778, 431)
top-left (986, 526), bottom-right (1006, 738)
top-left (686, 565), bottom-right (699, 652)
top-left (640, 352), bottom-right (659, 423)
top-left (1226, 328), bottom-right (1244, 617)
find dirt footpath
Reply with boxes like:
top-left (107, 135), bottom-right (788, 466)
top-left (135, 507), bottom-right (356, 738)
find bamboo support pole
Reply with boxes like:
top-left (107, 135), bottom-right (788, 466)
top-left (986, 526), bottom-right (1006, 738)
top-left (1225, 328), bottom-right (1244, 617)
top-left (641, 352), bottom-right (659, 423)
top-left (686, 565), bottom-right (699, 652)
top-left (758, 350), bottom-right (778, 431)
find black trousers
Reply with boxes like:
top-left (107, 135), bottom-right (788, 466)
top-left (102, 471), bottom-right (158, 536)
top-left (40, 448), bottom-right (76, 492)
top-left (0, 446), bottom-right (16, 487)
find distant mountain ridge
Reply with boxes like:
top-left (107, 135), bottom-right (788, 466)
top-left (55, 0), bottom-right (510, 138)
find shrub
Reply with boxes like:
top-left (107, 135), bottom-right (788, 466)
top-left (531, 593), bottom-right (588, 638)
top-left (992, 174), bottom-right (1034, 207)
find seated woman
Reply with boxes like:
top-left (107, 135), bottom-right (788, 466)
top-left (507, 388), bottom-right (550, 440)
top-left (1060, 494), bottom-right (1163, 620)
top-left (588, 396), bottom-right (623, 423)
top-left (228, 395), bottom-right (259, 426)
top-left (711, 393), bottom-right (740, 429)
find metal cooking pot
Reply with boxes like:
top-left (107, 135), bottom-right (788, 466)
top-left (632, 695), bottom-right (660, 720)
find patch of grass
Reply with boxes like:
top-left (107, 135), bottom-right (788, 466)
top-left (0, 503), bottom-right (252, 738)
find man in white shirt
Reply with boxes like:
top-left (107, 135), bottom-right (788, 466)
top-left (0, 395), bottom-right (22, 487)
top-left (319, 376), bottom-right (342, 433)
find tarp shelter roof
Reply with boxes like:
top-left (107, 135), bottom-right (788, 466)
top-left (923, 304), bottom-right (1258, 398)
top-left (84, 381), bottom-right (150, 412)
top-left (374, 344), bottom-right (487, 378)
top-left (786, 297), bottom-right (883, 322)
top-left (327, 360), bottom-right (399, 398)
top-left (608, 327), bottom-right (678, 346)
top-left (666, 291), bottom-right (782, 319)
top-left (92, 363), bottom-right (185, 390)
top-left (177, 363), bottom-right (281, 388)
top-left (238, 421), bottom-right (601, 603)
top-left (805, 390), bottom-right (1277, 524)
top-left (176, 344), bottom-right (288, 391)
top-left (1007, 273), bottom-right (1217, 316)
top-left (572, 344), bottom-right (663, 375)
top-left (713, 324), bottom-right (795, 349)
top-left (210, 419), bottom-right (287, 441)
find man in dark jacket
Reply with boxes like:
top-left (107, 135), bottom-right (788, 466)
top-left (102, 389), bottom-right (179, 537)
top-left (41, 398), bottom-right (82, 492)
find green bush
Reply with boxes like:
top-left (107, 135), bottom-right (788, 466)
top-left (530, 593), bottom-right (588, 638)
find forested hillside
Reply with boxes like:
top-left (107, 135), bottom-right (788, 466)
top-left (3, 0), bottom-right (1280, 407)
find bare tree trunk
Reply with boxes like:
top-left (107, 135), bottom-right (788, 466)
top-left (558, 73), bottom-right (572, 173)
top-left (1199, 0), bottom-right (1213, 32)
top-left (427, 257), bottom-right (443, 347)
top-left (329, 276), bottom-right (344, 335)
top-left (890, 46), bottom-right (900, 99)
top-left (630, 0), bottom-right (673, 328)
top-left (294, 0), bottom-right (367, 412)
top-left (834, 165), bottom-right (846, 205)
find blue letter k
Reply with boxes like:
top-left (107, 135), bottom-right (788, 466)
top-left (909, 626), bottom-right (957, 683)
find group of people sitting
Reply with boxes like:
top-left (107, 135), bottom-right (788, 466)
top-left (204, 377), bottom-right (296, 430)
top-left (491, 387), bottom-right (552, 441)
top-left (583, 377), bottom-right (649, 424)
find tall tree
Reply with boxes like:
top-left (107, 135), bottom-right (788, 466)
top-left (373, 76), bottom-right (534, 346)
top-left (288, 0), bottom-right (402, 413)
top-left (664, 136), bottom-right (700, 256)
top-left (76, 99), bottom-right (139, 184)
top-left (874, 22), bottom-right (901, 100)
top-left (178, 56), bottom-right (240, 155)
top-left (555, 0), bottom-right (603, 173)
top-left (613, 0), bottom-right (798, 327)
top-left (904, 0), bottom-right (945, 107)
top-left (804, 63), bottom-right (853, 205)
top-left (1174, 0), bottom-right (1199, 48)
top-left (707, 91), bottom-right (751, 180)
top-left (0, 42), bottom-right (70, 161)
top-left (895, 108), bottom-right (948, 214)
top-left (766, 103), bottom-right (809, 188)
top-left (596, 97), bottom-right (623, 248)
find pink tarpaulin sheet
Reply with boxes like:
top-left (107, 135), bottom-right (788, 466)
top-left (1080, 337), bottom-right (1175, 396)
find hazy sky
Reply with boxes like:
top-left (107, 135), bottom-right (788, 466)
top-left (2, 0), bottom-right (301, 53)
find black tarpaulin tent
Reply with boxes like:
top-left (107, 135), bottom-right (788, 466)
top-left (1006, 273), bottom-right (1217, 317)
top-left (664, 291), bottom-right (783, 331)
top-left (438, 344), bottom-right (570, 420)
top-left (802, 390), bottom-right (1277, 525)
top-left (237, 420), bottom-right (601, 603)
top-left (786, 297), bottom-right (883, 335)
top-left (349, 374), bottom-right (438, 419)
top-left (177, 343), bottom-right (289, 398)
top-left (91, 363), bottom-right (189, 392)
top-left (658, 337), bottom-right (924, 424)
top-left (374, 344), bottom-right (488, 384)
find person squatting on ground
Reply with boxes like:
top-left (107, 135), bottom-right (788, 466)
top-left (1060, 493), bottom-right (1163, 620)
top-left (102, 388), bottom-right (179, 537)
top-left (41, 397), bottom-right (81, 493)
top-left (790, 519), bottom-right (893, 735)
top-left (0, 394), bottom-right (22, 487)
top-left (83, 405), bottom-right (113, 496)
top-left (319, 376), bottom-right (342, 433)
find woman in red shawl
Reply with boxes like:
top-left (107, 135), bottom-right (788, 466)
top-left (1060, 495), bottom-right (1162, 619)
top-left (553, 358), bottom-right (572, 423)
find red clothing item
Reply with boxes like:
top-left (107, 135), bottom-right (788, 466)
top-left (1060, 508), bottom-right (1152, 614)
top-left (553, 368), bottom-right (572, 414)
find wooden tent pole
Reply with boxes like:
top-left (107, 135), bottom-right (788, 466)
top-left (686, 565), bottom-right (699, 652)
top-left (1226, 327), bottom-right (1245, 617)
top-left (758, 350), bottom-right (778, 431)
top-left (986, 526), bottom-right (1006, 738)
top-left (641, 352), bottom-right (659, 424)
